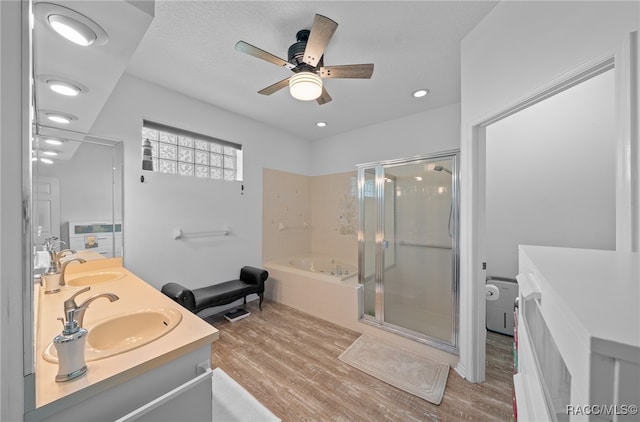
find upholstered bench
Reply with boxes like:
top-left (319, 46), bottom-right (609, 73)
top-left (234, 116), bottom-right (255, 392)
top-left (161, 266), bottom-right (269, 313)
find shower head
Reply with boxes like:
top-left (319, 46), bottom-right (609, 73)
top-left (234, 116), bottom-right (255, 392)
top-left (434, 165), bottom-right (452, 175)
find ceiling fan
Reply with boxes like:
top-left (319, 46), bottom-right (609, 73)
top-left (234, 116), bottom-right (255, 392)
top-left (235, 14), bottom-right (374, 105)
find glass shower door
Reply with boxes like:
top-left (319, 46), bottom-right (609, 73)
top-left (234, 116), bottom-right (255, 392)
top-left (358, 153), bottom-right (459, 352)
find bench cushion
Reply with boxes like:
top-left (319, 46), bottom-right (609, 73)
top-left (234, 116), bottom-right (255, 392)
top-left (161, 266), bottom-right (269, 314)
top-left (192, 279), bottom-right (258, 312)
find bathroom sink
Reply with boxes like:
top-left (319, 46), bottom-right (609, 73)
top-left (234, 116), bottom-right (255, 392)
top-left (43, 308), bottom-right (182, 363)
top-left (66, 269), bottom-right (127, 286)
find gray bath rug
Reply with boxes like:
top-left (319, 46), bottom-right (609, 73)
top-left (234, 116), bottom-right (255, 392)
top-left (338, 335), bottom-right (450, 405)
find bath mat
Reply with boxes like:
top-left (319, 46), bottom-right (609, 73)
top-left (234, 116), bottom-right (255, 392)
top-left (338, 335), bottom-right (450, 405)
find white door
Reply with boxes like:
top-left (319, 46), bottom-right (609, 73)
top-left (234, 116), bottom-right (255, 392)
top-left (34, 177), bottom-right (60, 245)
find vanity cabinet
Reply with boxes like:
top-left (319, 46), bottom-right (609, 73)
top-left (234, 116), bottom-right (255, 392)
top-left (514, 246), bottom-right (640, 422)
top-left (62, 221), bottom-right (122, 258)
top-left (26, 259), bottom-right (218, 421)
top-left (27, 347), bottom-right (213, 422)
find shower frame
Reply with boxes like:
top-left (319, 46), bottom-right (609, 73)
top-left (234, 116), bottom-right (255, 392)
top-left (357, 151), bottom-right (460, 354)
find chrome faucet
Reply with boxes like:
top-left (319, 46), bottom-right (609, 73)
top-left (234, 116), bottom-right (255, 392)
top-left (56, 248), bottom-right (76, 258)
top-left (52, 249), bottom-right (78, 272)
top-left (59, 257), bottom-right (87, 286)
top-left (336, 265), bottom-right (343, 276)
top-left (63, 287), bottom-right (119, 328)
top-left (43, 238), bottom-right (65, 269)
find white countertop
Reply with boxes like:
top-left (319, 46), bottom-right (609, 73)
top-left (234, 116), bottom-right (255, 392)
top-left (34, 257), bottom-right (219, 410)
top-left (519, 245), bottom-right (639, 362)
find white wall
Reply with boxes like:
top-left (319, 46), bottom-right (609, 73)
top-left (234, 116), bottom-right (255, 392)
top-left (1, 1), bottom-right (27, 420)
top-left (486, 69), bottom-right (616, 279)
top-left (90, 74), bottom-right (311, 291)
top-left (38, 142), bottom-right (116, 224)
top-left (460, 0), bottom-right (639, 382)
top-left (310, 103), bottom-right (460, 176)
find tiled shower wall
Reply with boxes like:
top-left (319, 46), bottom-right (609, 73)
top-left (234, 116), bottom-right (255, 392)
top-left (262, 168), bottom-right (358, 264)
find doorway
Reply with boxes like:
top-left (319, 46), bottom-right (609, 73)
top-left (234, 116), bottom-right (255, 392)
top-left (485, 68), bottom-right (617, 281)
top-left (463, 33), bottom-right (638, 383)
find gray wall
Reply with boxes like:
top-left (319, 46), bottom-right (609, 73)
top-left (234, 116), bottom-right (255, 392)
top-left (485, 69), bottom-right (616, 279)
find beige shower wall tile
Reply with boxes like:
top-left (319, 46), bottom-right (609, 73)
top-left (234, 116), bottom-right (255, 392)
top-left (263, 169), bottom-right (312, 263)
top-left (263, 168), bottom-right (358, 265)
top-left (310, 171), bottom-right (358, 264)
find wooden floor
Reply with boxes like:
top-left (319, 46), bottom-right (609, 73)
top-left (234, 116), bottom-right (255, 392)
top-left (206, 300), bottom-right (513, 421)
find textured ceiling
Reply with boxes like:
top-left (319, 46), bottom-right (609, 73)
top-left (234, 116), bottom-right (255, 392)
top-left (125, 1), bottom-right (498, 141)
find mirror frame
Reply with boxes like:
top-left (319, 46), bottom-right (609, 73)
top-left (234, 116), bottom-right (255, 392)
top-left (23, 0), bottom-right (34, 381)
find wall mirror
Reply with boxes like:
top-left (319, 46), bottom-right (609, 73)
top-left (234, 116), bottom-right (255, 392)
top-left (26, 125), bottom-right (124, 379)
top-left (32, 126), bottom-right (123, 258)
top-left (32, 126), bottom-right (124, 260)
top-left (24, 0), bottom-right (141, 384)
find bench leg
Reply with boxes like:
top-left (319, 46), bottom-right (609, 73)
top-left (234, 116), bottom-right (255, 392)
top-left (243, 296), bottom-right (247, 305)
top-left (259, 294), bottom-right (263, 310)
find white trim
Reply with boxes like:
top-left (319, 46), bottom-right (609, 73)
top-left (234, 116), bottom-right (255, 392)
top-left (114, 368), bottom-right (213, 422)
top-left (615, 32), bottom-right (639, 252)
top-left (461, 33), bottom-right (638, 383)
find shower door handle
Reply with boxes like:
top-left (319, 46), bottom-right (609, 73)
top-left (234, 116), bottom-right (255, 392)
top-left (383, 240), bottom-right (389, 248)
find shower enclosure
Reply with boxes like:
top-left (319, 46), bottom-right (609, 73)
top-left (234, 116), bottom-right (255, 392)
top-left (358, 151), bottom-right (459, 353)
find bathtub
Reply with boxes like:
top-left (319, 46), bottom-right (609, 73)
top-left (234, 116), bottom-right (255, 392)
top-left (264, 256), bottom-right (361, 330)
top-left (273, 256), bottom-right (357, 281)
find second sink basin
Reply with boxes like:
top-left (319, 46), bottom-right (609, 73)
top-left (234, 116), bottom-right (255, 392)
top-left (66, 270), bottom-right (127, 286)
top-left (43, 307), bottom-right (183, 363)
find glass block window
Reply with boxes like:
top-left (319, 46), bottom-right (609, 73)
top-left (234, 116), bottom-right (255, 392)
top-left (141, 120), bottom-right (243, 181)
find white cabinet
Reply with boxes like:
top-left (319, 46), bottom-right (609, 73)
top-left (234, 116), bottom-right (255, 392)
top-left (514, 246), bottom-right (640, 422)
top-left (63, 221), bottom-right (122, 258)
top-left (26, 347), bottom-right (213, 422)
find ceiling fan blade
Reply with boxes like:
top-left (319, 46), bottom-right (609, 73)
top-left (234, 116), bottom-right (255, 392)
top-left (258, 77), bottom-right (290, 96)
top-left (320, 64), bottom-right (374, 79)
top-left (303, 14), bottom-right (338, 67)
top-left (235, 41), bottom-right (296, 70)
top-left (316, 87), bottom-right (332, 105)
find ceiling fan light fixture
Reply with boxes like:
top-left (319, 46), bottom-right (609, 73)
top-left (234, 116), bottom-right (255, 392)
top-left (47, 14), bottom-right (97, 46)
top-left (289, 72), bottom-right (323, 101)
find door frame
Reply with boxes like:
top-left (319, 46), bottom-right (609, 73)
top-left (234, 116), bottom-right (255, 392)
top-left (460, 32), bottom-right (638, 383)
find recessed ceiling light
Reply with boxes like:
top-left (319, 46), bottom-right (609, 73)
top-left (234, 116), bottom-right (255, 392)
top-left (37, 75), bottom-right (89, 98)
top-left (45, 138), bottom-right (63, 146)
top-left (42, 150), bottom-right (59, 156)
top-left (44, 111), bottom-right (77, 124)
top-left (413, 89), bottom-right (430, 98)
top-left (48, 14), bottom-right (97, 46)
top-left (47, 114), bottom-right (70, 124)
top-left (39, 158), bottom-right (54, 165)
top-left (36, 3), bottom-right (109, 47)
top-left (316, 121), bottom-right (327, 128)
top-left (47, 80), bottom-right (81, 96)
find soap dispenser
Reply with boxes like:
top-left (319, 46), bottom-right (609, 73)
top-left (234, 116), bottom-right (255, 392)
top-left (42, 264), bottom-right (61, 294)
top-left (53, 306), bottom-right (88, 382)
